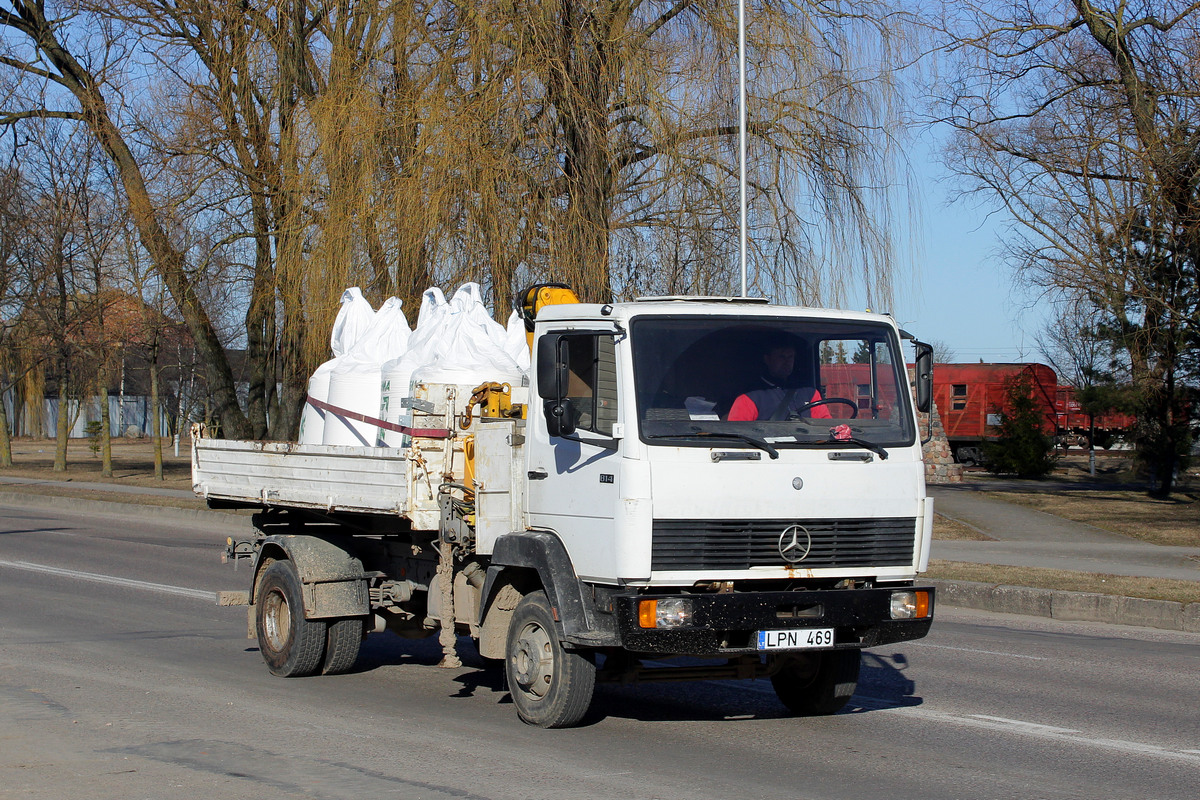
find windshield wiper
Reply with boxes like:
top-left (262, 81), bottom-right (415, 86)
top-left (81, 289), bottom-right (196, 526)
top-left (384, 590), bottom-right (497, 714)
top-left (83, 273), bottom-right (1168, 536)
top-left (819, 437), bottom-right (888, 460)
top-left (646, 432), bottom-right (779, 459)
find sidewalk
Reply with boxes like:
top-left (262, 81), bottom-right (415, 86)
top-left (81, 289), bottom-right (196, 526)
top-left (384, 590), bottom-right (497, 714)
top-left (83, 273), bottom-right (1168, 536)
top-left (930, 484), bottom-right (1200, 582)
top-left (928, 482), bottom-right (1200, 632)
top-left (0, 474), bottom-right (197, 499)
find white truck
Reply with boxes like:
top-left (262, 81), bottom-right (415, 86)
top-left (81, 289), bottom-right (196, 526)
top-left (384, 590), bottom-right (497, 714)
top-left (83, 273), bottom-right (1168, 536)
top-left (195, 293), bottom-right (936, 727)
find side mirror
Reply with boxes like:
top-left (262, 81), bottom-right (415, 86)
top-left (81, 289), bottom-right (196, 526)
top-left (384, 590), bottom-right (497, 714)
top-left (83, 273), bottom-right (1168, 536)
top-left (914, 341), bottom-right (933, 413)
top-left (543, 399), bottom-right (577, 437)
top-left (536, 335), bottom-right (569, 400)
top-left (536, 334), bottom-right (576, 436)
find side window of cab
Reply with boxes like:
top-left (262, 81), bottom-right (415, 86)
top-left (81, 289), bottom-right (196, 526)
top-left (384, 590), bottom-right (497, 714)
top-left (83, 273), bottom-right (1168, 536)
top-left (560, 334), bottom-right (618, 436)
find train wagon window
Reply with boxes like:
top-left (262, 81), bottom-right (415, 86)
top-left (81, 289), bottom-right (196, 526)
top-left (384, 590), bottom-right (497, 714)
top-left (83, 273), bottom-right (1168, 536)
top-left (952, 384), bottom-right (967, 410)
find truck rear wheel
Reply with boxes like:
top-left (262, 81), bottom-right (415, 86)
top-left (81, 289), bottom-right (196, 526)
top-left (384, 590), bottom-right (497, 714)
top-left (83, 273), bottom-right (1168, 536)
top-left (769, 650), bottom-right (860, 716)
top-left (256, 560), bottom-right (327, 678)
top-left (505, 591), bottom-right (596, 728)
top-left (321, 617), bottom-right (364, 675)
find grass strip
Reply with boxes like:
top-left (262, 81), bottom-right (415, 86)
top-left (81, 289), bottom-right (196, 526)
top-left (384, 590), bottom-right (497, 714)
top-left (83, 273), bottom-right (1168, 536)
top-left (926, 559), bottom-right (1200, 605)
top-left (932, 513), bottom-right (993, 541)
top-left (979, 489), bottom-right (1198, 548)
top-left (0, 486), bottom-right (248, 516)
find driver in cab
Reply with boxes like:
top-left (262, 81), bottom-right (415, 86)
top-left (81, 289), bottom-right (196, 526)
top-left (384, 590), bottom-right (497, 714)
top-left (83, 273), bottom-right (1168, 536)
top-left (727, 341), bottom-right (832, 421)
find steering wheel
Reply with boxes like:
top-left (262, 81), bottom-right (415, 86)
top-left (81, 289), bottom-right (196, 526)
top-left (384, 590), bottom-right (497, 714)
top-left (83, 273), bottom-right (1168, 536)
top-left (787, 398), bottom-right (859, 419)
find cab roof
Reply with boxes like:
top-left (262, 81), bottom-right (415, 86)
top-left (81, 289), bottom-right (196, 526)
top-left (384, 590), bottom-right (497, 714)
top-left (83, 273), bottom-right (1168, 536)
top-left (534, 298), bottom-right (898, 328)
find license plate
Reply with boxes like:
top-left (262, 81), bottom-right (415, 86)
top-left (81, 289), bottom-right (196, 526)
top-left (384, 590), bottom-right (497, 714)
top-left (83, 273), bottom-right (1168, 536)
top-left (757, 628), bottom-right (835, 650)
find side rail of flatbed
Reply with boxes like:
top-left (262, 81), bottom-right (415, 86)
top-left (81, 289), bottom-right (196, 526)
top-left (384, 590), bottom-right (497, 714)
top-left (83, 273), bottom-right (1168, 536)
top-left (191, 436), bottom-right (412, 515)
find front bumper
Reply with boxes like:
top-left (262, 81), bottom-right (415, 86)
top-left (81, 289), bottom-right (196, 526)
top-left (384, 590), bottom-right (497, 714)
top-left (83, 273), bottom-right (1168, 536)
top-left (613, 586), bottom-right (934, 655)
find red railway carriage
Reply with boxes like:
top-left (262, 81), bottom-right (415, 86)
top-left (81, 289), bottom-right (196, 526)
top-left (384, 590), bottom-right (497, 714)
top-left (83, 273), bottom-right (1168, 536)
top-left (932, 363), bottom-right (1059, 464)
top-left (819, 362), bottom-right (901, 420)
top-left (1054, 386), bottom-right (1137, 445)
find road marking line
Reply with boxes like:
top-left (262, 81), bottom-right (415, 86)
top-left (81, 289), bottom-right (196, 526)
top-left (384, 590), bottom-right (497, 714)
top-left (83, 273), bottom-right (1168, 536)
top-left (852, 697), bottom-right (1200, 764)
top-left (720, 683), bottom-right (1199, 763)
top-left (968, 714), bottom-right (1080, 734)
top-left (0, 559), bottom-right (216, 602)
top-left (908, 641), bottom-right (1049, 660)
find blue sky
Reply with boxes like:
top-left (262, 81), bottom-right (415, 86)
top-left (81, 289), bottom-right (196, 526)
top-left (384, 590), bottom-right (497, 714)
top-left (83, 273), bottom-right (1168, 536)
top-left (878, 133), bottom-right (1052, 365)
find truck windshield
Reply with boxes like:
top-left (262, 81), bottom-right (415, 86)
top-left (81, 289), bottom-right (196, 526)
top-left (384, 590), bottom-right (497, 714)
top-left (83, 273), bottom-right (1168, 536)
top-left (630, 315), bottom-right (916, 450)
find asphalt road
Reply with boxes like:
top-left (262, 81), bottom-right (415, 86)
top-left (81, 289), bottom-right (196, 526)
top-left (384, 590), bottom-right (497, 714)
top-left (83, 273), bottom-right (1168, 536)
top-left (2, 502), bottom-right (1198, 800)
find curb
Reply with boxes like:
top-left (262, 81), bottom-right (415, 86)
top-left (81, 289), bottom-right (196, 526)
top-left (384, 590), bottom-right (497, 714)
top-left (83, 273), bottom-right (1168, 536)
top-left (931, 579), bottom-right (1200, 634)
top-left (0, 489), bottom-right (251, 532)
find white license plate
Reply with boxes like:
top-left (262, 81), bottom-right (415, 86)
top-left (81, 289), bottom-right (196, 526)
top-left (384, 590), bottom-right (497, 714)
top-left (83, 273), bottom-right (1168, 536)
top-left (757, 628), bottom-right (835, 650)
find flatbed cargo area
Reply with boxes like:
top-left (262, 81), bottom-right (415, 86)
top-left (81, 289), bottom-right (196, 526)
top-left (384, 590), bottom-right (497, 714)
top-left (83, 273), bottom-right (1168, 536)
top-left (192, 437), bottom-right (411, 515)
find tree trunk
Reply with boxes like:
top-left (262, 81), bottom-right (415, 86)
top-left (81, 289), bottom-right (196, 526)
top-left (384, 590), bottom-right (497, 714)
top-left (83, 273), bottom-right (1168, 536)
top-left (0, 384), bottom-right (12, 468)
top-left (98, 378), bottom-right (112, 478)
top-left (546, 0), bottom-right (616, 303)
top-left (244, 200), bottom-right (276, 439)
top-left (53, 370), bottom-right (69, 473)
top-left (150, 345), bottom-right (163, 481)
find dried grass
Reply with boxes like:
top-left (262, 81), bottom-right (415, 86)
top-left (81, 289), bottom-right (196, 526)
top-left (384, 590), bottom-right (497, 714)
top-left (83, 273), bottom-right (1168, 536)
top-left (983, 489), bottom-right (1199, 548)
top-left (932, 513), bottom-right (993, 541)
top-left (926, 559), bottom-right (1200, 605)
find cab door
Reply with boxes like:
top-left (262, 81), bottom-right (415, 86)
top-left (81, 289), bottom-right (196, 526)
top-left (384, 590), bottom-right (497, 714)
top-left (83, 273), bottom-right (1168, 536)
top-left (525, 331), bottom-right (623, 581)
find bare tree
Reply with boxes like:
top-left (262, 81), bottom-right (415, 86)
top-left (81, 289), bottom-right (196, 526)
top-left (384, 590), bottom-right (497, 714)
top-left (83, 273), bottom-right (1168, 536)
top-left (0, 167), bottom-right (21, 467)
top-left (79, 164), bottom-right (124, 475)
top-left (921, 339), bottom-right (958, 364)
top-left (1037, 305), bottom-right (1118, 390)
top-left (7, 121), bottom-right (101, 470)
top-left (936, 0), bottom-right (1200, 496)
top-left (0, 0), bottom-right (251, 438)
top-left (467, 0), bottom-right (914, 307)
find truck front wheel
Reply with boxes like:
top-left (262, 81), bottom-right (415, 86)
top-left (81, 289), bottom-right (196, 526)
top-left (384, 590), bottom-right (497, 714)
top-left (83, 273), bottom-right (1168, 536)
top-left (256, 560), bottom-right (327, 678)
top-left (769, 650), bottom-right (861, 716)
top-left (504, 591), bottom-right (596, 728)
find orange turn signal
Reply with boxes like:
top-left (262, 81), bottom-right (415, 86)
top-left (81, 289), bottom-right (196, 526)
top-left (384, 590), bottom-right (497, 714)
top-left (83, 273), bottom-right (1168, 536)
top-left (915, 590), bottom-right (931, 619)
top-left (638, 599), bottom-right (658, 628)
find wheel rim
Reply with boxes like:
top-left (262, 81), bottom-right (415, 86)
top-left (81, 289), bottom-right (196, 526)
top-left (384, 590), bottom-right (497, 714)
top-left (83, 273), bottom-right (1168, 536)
top-left (511, 620), bottom-right (554, 699)
top-left (261, 588), bottom-right (291, 653)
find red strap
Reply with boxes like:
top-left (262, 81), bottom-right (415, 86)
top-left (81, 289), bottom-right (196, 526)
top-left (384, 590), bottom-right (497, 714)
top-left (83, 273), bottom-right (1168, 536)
top-left (306, 396), bottom-right (453, 439)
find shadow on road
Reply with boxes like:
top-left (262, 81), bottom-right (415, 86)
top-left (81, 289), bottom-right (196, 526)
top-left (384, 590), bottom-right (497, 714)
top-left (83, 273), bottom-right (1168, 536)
top-left (843, 650), bottom-right (922, 713)
top-left (299, 633), bottom-right (923, 726)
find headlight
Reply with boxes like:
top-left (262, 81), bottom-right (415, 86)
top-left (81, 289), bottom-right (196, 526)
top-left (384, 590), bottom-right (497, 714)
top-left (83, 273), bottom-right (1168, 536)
top-left (638, 597), bottom-right (694, 628)
top-left (890, 590), bottom-right (932, 620)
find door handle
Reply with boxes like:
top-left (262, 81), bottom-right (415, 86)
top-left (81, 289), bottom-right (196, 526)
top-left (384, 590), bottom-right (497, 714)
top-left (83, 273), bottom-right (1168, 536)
top-left (527, 468), bottom-right (549, 480)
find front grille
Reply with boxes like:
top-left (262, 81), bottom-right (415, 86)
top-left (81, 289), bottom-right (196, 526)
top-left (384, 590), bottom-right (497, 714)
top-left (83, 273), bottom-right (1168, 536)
top-left (651, 517), bottom-right (917, 571)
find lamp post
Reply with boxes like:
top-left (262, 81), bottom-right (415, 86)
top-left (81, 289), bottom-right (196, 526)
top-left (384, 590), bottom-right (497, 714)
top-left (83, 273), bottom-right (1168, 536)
top-left (738, 0), bottom-right (748, 297)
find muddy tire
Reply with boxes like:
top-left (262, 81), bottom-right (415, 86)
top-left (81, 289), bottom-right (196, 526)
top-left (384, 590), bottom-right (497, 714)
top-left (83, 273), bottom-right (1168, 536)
top-left (256, 560), bottom-right (327, 678)
top-left (505, 591), bottom-right (596, 728)
top-left (770, 649), bottom-right (861, 716)
top-left (321, 617), bottom-right (364, 675)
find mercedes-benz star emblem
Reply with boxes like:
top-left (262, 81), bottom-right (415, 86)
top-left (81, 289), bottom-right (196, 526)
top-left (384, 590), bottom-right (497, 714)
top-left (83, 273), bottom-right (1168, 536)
top-left (778, 524), bottom-right (812, 564)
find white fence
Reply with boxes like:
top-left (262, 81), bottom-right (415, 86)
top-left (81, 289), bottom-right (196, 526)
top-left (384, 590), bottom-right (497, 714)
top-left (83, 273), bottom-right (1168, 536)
top-left (1, 391), bottom-right (174, 439)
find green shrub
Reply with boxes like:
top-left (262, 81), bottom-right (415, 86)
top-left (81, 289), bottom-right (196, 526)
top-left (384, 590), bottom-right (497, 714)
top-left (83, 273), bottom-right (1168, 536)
top-left (984, 372), bottom-right (1058, 479)
top-left (85, 420), bottom-right (103, 456)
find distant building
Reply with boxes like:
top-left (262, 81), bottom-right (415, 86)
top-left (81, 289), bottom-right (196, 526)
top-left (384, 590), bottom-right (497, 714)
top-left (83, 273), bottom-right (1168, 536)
top-left (0, 289), bottom-right (249, 439)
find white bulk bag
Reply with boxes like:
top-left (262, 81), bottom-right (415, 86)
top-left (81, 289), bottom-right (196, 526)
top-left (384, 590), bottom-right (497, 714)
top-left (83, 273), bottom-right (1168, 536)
top-left (377, 287), bottom-right (452, 447)
top-left (297, 358), bottom-right (337, 444)
top-left (330, 287), bottom-right (375, 357)
top-left (322, 356), bottom-right (384, 447)
top-left (504, 310), bottom-right (531, 372)
top-left (345, 296), bottom-right (411, 363)
top-left (378, 363), bottom-right (412, 448)
top-left (410, 282), bottom-right (524, 387)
